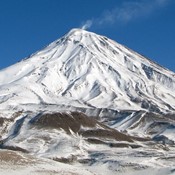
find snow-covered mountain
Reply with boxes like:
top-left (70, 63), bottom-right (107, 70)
top-left (0, 29), bottom-right (175, 175)
top-left (0, 28), bottom-right (175, 113)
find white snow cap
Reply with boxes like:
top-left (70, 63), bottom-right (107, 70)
top-left (0, 28), bottom-right (175, 113)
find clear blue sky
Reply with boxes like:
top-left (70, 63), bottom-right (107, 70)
top-left (0, 0), bottom-right (175, 72)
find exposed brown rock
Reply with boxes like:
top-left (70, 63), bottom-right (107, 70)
top-left (31, 112), bottom-right (134, 142)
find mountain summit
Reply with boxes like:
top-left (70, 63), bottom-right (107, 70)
top-left (0, 28), bottom-right (175, 113)
top-left (0, 29), bottom-right (175, 174)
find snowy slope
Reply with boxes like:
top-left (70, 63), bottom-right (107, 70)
top-left (0, 29), bottom-right (175, 175)
top-left (0, 28), bottom-right (175, 113)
